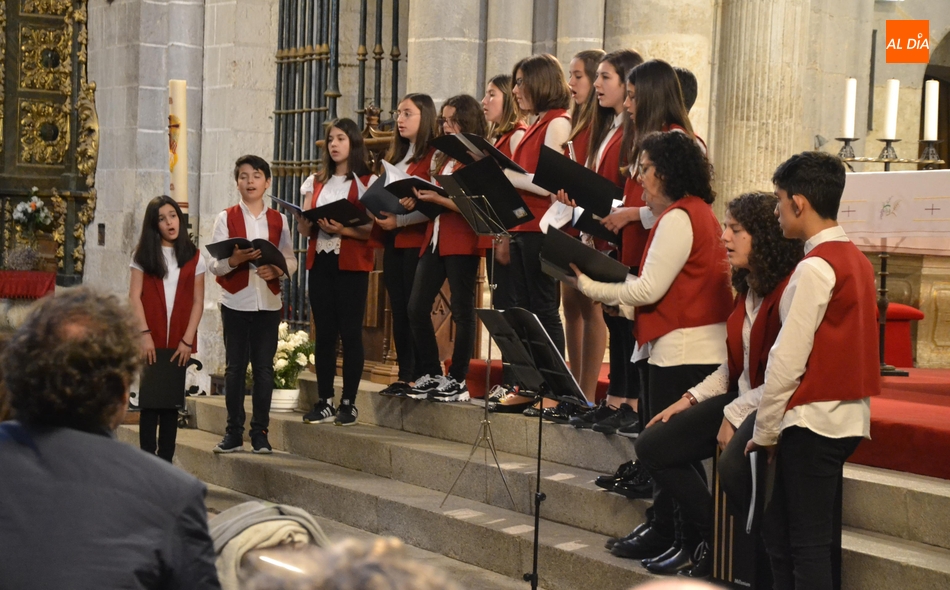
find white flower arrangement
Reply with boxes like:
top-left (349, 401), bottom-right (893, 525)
top-left (13, 188), bottom-right (53, 239)
top-left (247, 322), bottom-right (314, 389)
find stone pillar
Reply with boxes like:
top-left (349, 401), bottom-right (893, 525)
top-left (485, 0), bottom-right (533, 80)
top-left (711, 0), bottom-right (811, 216)
top-left (532, 0), bottom-right (558, 56)
top-left (555, 0), bottom-right (604, 66)
top-left (406, 0), bottom-right (484, 104)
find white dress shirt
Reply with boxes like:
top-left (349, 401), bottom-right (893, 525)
top-left (752, 225), bottom-right (871, 446)
top-left (577, 208), bottom-right (727, 367)
top-left (300, 173), bottom-right (379, 255)
top-left (207, 200), bottom-right (298, 312)
top-left (429, 159), bottom-right (456, 252)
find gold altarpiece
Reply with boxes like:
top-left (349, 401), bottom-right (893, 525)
top-left (1, 0), bottom-right (99, 285)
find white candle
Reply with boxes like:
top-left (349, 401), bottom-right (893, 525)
top-left (842, 78), bottom-right (857, 138)
top-left (169, 80), bottom-right (188, 211)
top-left (883, 79), bottom-right (900, 141)
top-left (924, 80), bottom-right (940, 141)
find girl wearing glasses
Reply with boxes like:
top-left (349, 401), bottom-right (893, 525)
top-left (404, 95), bottom-right (492, 402)
top-left (374, 93), bottom-right (439, 397)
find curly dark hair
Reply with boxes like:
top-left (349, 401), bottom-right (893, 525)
top-left (727, 192), bottom-right (804, 296)
top-left (639, 130), bottom-right (715, 204)
top-left (1, 288), bottom-right (141, 432)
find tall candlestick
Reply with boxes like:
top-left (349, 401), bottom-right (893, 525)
top-left (883, 79), bottom-right (900, 141)
top-left (924, 79), bottom-right (940, 141)
top-left (169, 80), bottom-right (188, 212)
top-left (842, 78), bottom-right (857, 139)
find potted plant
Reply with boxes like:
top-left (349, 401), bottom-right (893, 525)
top-left (5, 187), bottom-right (55, 272)
top-left (255, 322), bottom-right (314, 412)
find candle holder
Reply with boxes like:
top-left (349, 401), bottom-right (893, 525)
top-left (835, 137), bottom-right (858, 159)
top-left (877, 138), bottom-right (900, 161)
top-left (920, 139), bottom-right (942, 164)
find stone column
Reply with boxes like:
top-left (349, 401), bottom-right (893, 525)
top-left (710, 0), bottom-right (812, 215)
top-left (555, 0), bottom-right (604, 65)
top-left (485, 0), bottom-right (533, 80)
top-left (406, 0), bottom-right (484, 104)
top-left (532, 0), bottom-right (558, 56)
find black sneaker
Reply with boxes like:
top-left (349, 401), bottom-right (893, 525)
top-left (592, 404), bottom-right (638, 434)
top-left (335, 400), bottom-right (358, 426)
top-left (617, 420), bottom-right (642, 438)
top-left (428, 377), bottom-right (470, 402)
top-left (251, 431), bottom-right (273, 454)
top-left (379, 381), bottom-right (411, 397)
top-left (409, 374), bottom-right (446, 400)
top-left (303, 399), bottom-right (336, 424)
top-left (569, 400), bottom-right (616, 429)
top-left (213, 432), bottom-right (244, 453)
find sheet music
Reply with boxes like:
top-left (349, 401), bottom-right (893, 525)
top-left (379, 159), bottom-right (411, 185)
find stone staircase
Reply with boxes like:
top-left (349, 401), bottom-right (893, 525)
top-left (118, 376), bottom-right (950, 590)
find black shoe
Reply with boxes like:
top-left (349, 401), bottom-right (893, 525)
top-left (542, 401), bottom-right (582, 424)
top-left (250, 431), bottom-right (273, 454)
top-left (645, 543), bottom-right (696, 575)
top-left (604, 521), bottom-right (651, 550)
top-left (334, 400), bottom-right (358, 426)
top-left (641, 542), bottom-right (681, 567)
top-left (612, 471), bottom-right (654, 499)
top-left (617, 420), bottom-right (642, 438)
top-left (379, 381), bottom-right (411, 397)
top-left (213, 432), bottom-right (243, 453)
top-left (611, 526), bottom-right (674, 560)
top-left (523, 402), bottom-right (541, 417)
top-left (678, 541), bottom-right (712, 579)
top-left (568, 400), bottom-right (615, 429)
top-left (595, 460), bottom-right (640, 490)
top-left (303, 399), bottom-right (336, 424)
top-left (592, 403), bottom-right (638, 434)
top-left (427, 377), bottom-right (470, 402)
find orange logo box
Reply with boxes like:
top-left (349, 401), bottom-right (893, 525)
top-left (886, 20), bottom-right (930, 63)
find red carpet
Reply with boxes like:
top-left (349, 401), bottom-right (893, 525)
top-left (462, 361), bottom-right (950, 480)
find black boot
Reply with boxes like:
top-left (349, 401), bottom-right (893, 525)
top-left (611, 526), bottom-right (673, 560)
top-left (678, 541), bottom-right (712, 579)
top-left (644, 542), bottom-right (696, 575)
top-left (641, 541), bottom-right (681, 567)
top-left (605, 521), bottom-right (650, 550)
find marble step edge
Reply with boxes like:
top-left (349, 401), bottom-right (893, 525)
top-left (118, 425), bottom-right (658, 590)
top-left (186, 394), bottom-right (648, 539)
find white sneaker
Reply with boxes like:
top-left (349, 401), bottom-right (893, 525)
top-left (428, 377), bottom-right (470, 402)
top-left (408, 374), bottom-right (447, 399)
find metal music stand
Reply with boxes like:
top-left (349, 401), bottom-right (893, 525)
top-left (475, 307), bottom-right (588, 590)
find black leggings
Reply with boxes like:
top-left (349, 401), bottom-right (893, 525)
top-left (382, 241), bottom-right (420, 382)
top-left (139, 408), bottom-right (179, 462)
top-left (309, 252), bottom-right (369, 403)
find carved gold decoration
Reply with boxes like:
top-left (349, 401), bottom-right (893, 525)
top-left (73, 189), bottom-right (96, 273)
top-left (21, 0), bottom-right (71, 16)
top-left (51, 190), bottom-right (66, 268)
top-left (76, 82), bottom-right (99, 188)
top-left (1, 0), bottom-right (6, 159)
top-left (69, 1), bottom-right (88, 67)
top-left (19, 99), bottom-right (70, 165)
top-left (2, 200), bottom-right (12, 252)
top-left (19, 24), bottom-right (72, 94)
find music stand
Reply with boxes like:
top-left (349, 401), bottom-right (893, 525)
top-left (476, 307), bottom-right (588, 590)
top-left (435, 157), bottom-right (532, 511)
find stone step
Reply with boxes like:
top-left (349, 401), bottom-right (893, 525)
top-left (185, 395), bottom-right (648, 539)
top-left (201, 483), bottom-right (546, 590)
top-left (118, 426), bottom-right (658, 590)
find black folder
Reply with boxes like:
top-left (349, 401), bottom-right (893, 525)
top-left (359, 172), bottom-right (446, 219)
top-left (205, 238), bottom-right (289, 277)
top-left (430, 133), bottom-right (527, 174)
top-left (138, 350), bottom-right (202, 409)
top-left (270, 196), bottom-right (304, 216)
top-left (572, 207), bottom-right (621, 245)
top-left (303, 199), bottom-right (370, 227)
top-left (540, 227), bottom-right (629, 284)
top-left (434, 157), bottom-right (534, 232)
top-left (533, 145), bottom-right (621, 218)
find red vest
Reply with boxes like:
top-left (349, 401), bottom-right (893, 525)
top-left (494, 122), bottom-right (529, 158)
top-left (786, 240), bottom-right (881, 410)
top-left (216, 205), bottom-right (283, 295)
top-left (594, 129), bottom-right (624, 188)
top-left (421, 160), bottom-right (492, 257)
top-left (570, 125), bottom-right (592, 170)
top-left (620, 176), bottom-right (649, 268)
top-left (510, 109), bottom-right (570, 232)
top-left (726, 276), bottom-right (790, 391)
top-left (141, 252), bottom-right (200, 351)
top-left (306, 175), bottom-right (375, 272)
top-left (634, 196), bottom-right (733, 346)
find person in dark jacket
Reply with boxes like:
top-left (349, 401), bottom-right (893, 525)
top-left (0, 287), bottom-right (221, 590)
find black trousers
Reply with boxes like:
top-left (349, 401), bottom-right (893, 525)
top-left (761, 426), bottom-right (861, 590)
top-left (408, 249), bottom-right (480, 381)
top-left (639, 362), bottom-right (719, 544)
top-left (718, 411), bottom-right (759, 519)
top-left (382, 240), bottom-right (420, 382)
top-left (604, 314), bottom-right (639, 401)
top-left (309, 252), bottom-right (369, 404)
top-left (508, 232), bottom-right (564, 355)
top-left (221, 305), bottom-right (280, 436)
top-left (139, 408), bottom-right (178, 462)
top-left (635, 391), bottom-right (738, 544)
